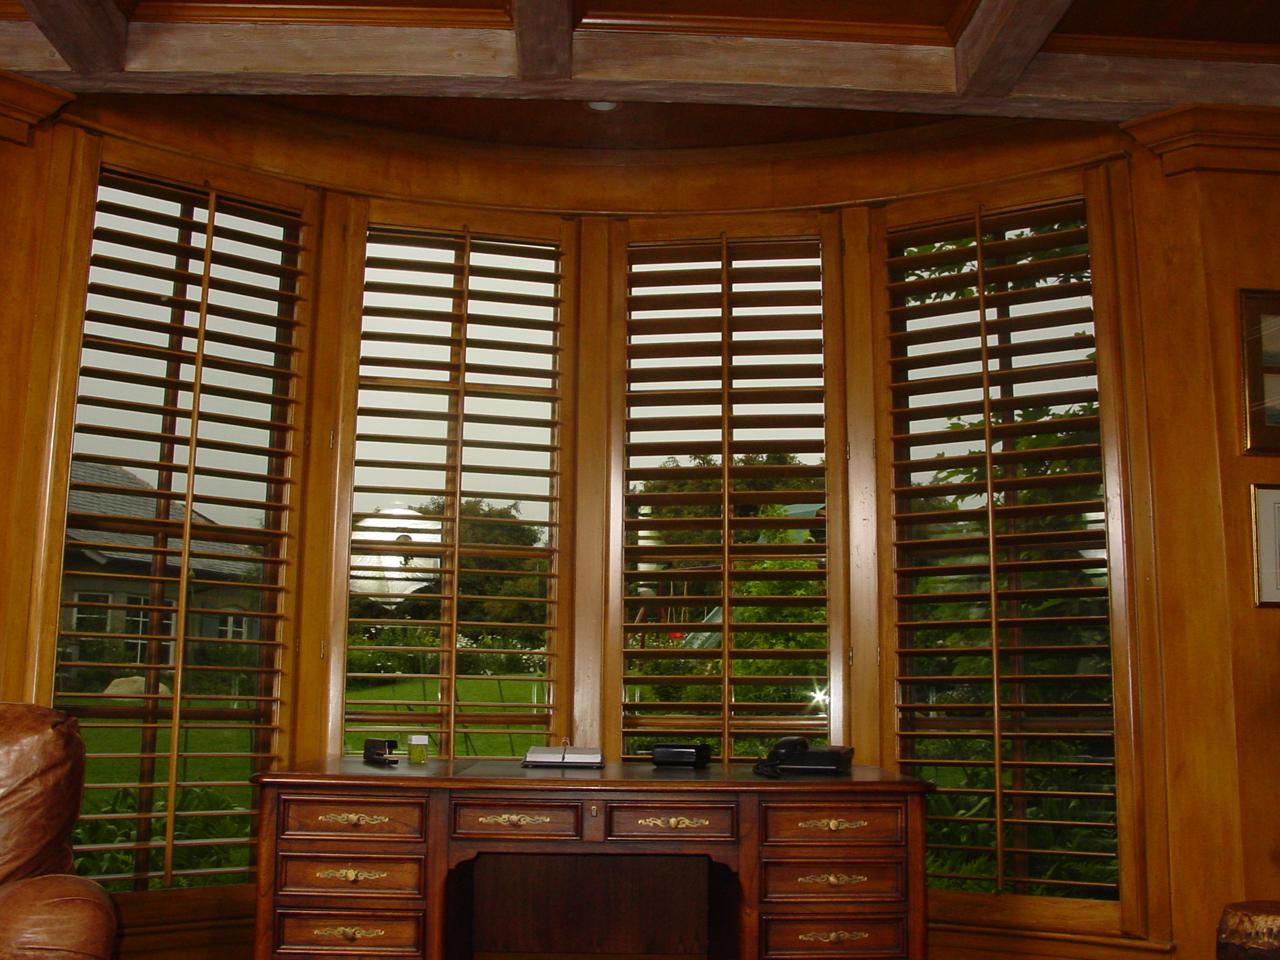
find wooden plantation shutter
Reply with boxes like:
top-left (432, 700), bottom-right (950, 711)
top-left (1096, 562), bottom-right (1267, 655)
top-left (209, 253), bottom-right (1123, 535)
top-left (623, 236), bottom-right (827, 760)
top-left (887, 199), bottom-right (1119, 899)
top-left (344, 226), bottom-right (561, 758)
top-left (55, 171), bottom-right (304, 890)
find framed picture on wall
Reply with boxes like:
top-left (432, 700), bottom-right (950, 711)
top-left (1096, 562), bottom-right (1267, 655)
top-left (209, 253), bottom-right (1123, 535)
top-left (1241, 289), bottom-right (1280, 452)
top-left (1253, 485), bottom-right (1280, 605)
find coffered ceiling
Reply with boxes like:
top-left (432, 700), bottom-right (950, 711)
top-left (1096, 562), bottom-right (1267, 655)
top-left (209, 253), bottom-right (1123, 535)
top-left (1, 0), bottom-right (1277, 123)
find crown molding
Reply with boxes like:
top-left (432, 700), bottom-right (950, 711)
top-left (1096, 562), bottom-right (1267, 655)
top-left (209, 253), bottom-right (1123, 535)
top-left (0, 68), bottom-right (70, 143)
top-left (1125, 104), bottom-right (1280, 176)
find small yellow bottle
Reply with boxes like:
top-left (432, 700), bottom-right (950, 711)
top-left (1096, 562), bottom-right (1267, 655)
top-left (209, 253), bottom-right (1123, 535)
top-left (407, 734), bottom-right (430, 764)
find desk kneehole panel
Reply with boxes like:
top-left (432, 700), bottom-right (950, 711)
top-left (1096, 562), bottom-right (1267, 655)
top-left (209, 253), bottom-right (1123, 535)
top-left (762, 915), bottom-right (905, 957)
top-left (762, 803), bottom-right (904, 846)
top-left (452, 799), bottom-right (581, 838)
top-left (280, 853), bottom-right (425, 897)
top-left (761, 858), bottom-right (905, 904)
top-left (282, 797), bottom-right (426, 841)
top-left (276, 909), bottom-right (423, 955)
top-left (607, 802), bottom-right (736, 840)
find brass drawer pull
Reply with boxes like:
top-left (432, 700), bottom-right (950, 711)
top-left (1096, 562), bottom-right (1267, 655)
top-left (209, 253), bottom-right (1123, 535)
top-left (315, 867), bottom-right (389, 883)
top-left (637, 816), bottom-right (711, 829)
top-left (798, 872), bottom-right (869, 887)
top-left (797, 817), bottom-right (869, 832)
top-left (799, 930), bottom-right (869, 944)
top-left (317, 812), bottom-right (390, 827)
top-left (314, 925), bottom-right (386, 941)
top-left (477, 814), bottom-right (552, 827)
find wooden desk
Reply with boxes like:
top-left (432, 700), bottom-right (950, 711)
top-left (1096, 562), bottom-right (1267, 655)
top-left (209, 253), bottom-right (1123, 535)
top-left (253, 759), bottom-right (932, 960)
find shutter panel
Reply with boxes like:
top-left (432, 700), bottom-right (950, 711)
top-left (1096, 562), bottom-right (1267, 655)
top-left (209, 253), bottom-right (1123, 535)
top-left (344, 226), bottom-right (561, 758)
top-left (888, 199), bottom-right (1119, 898)
top-left (56, 171), bottom-right (303, 890)
top-left (624, 236), bottom-right (828, 760)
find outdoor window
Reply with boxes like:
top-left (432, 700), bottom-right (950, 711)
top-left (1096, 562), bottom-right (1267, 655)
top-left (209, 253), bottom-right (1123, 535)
top-left (886, 198), bottom-right (1119, 900)
top-left (72, 591), bottom-right (112, 633)
top-left (53, 171), bottom-right (304, 890)
top-left (622, 235), bottom-right (828, 759)
top-left (341, 225), bottom-right (562, 758)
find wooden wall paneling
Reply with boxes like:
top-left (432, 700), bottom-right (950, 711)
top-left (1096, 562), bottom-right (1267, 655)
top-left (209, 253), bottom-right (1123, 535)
top-left (21, 122), bottom-right (100, 702)
top-left (1192, 168), bottom-right (1280, 899)
top-left (1089, 155), bottom-right (1174, 944)
top-left (1125, 146), bottom-right (1246, 956)
top-left (818, 209), bottom-right (851, 747)
top-left (0, 70), bottom-right (72, 144)
top-left (266, 184), bottom-right (322, 768)
top-left (56, 96), bottom-right (1129, 216)
top-left (114, 885), bottom-right (254, 960)
top-left (296, 189), bottom-right (369, 762)
top-left (598, 217), bottom-right (629, 756)
top-left (1082, 160), bottom-right (1167, 941)
top-left (0, 126), bottom-right (52, 697)
top-left (881, 165), bottom-right (1088, 230)
top-left (570, 216), bottom-right (610, 749)
top-left (552, 214), bottom-right (580, 745)
top-left (99, 133), bottom-right (311, 212)
top-left (839, 203), bottom-right (884, 763)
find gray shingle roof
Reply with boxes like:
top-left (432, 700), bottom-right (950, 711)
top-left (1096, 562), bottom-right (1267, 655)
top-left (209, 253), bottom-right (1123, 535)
top-left (66, 460), bottom-right (259, 580)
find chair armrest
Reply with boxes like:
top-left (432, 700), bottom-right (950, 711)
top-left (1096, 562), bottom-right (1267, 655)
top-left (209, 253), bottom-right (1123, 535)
top-left (0, 873), bottom-right (116, 959)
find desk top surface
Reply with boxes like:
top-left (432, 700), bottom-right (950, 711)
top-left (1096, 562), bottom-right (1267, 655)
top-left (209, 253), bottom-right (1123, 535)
top-left (256, 757), bottom-right (932, 793)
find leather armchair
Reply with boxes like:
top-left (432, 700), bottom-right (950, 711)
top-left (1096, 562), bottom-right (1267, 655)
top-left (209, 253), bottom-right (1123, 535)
top-left (0, 702), bottom-right (115, 960)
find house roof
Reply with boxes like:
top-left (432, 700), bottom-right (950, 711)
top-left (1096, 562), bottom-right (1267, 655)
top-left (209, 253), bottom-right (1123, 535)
top-left (66, 460), bottom-right (260, 580)
top-left (1, 0), bottom-right (1278, 138)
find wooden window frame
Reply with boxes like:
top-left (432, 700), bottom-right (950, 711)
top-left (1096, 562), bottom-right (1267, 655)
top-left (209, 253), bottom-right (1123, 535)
top-left (603, 211), bottom-right (857, 756)
top-left (870, 168), bottom-right (1166, 944)
top-left (28, 132), bottom-right (317, 906)
top-left (319, 198), bottom-right (581, 759)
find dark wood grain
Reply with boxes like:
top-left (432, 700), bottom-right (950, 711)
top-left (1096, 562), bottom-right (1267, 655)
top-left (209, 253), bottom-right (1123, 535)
top-left (252, 763), bottom-right (931, 960)
top-left (16, 0), bottom-right (127, 71)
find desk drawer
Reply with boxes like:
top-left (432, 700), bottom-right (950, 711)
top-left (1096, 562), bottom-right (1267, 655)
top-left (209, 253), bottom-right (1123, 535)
top-left (607, 802), bottom-right (736, 840)
top-left (762, 803), bottom-right (904, 846)
top-left (276, 909), bottom-right (423, 954)
top-left (762, 858), bottom-right (904, 903)
top-left (452, 799), bottom-right (581, 838)
top-left (282, 796), bottom-right (426, 841)
top-left (280, 853), bottom-right (424, 897)
top-left (762, 915), bottom-right (904, 957)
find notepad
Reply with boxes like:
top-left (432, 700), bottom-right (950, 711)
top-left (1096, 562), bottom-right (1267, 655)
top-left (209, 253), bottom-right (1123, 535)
top-left (522, 744), bottom-right (603, 768)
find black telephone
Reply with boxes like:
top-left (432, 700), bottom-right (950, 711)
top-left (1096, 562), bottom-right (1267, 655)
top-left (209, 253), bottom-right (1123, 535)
top-left (753, 737), bottom-right (854, 778)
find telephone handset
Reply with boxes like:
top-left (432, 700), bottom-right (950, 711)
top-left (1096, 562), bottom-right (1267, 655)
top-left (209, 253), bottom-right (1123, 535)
top-left (766, 736), bottom-right (811, 764)
top-left (753, 737), bottom-right (854, 778)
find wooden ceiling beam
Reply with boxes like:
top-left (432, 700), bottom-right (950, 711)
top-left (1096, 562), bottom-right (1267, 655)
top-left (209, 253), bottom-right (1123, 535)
top-left (16, 0), bottom-right (127, 73)
top-left (512, 0), bottom-right (573, 81)
top-left (4, 22), bottom-right (1280, 123)
top-left (954, 0), bottom-right (1073, 97)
